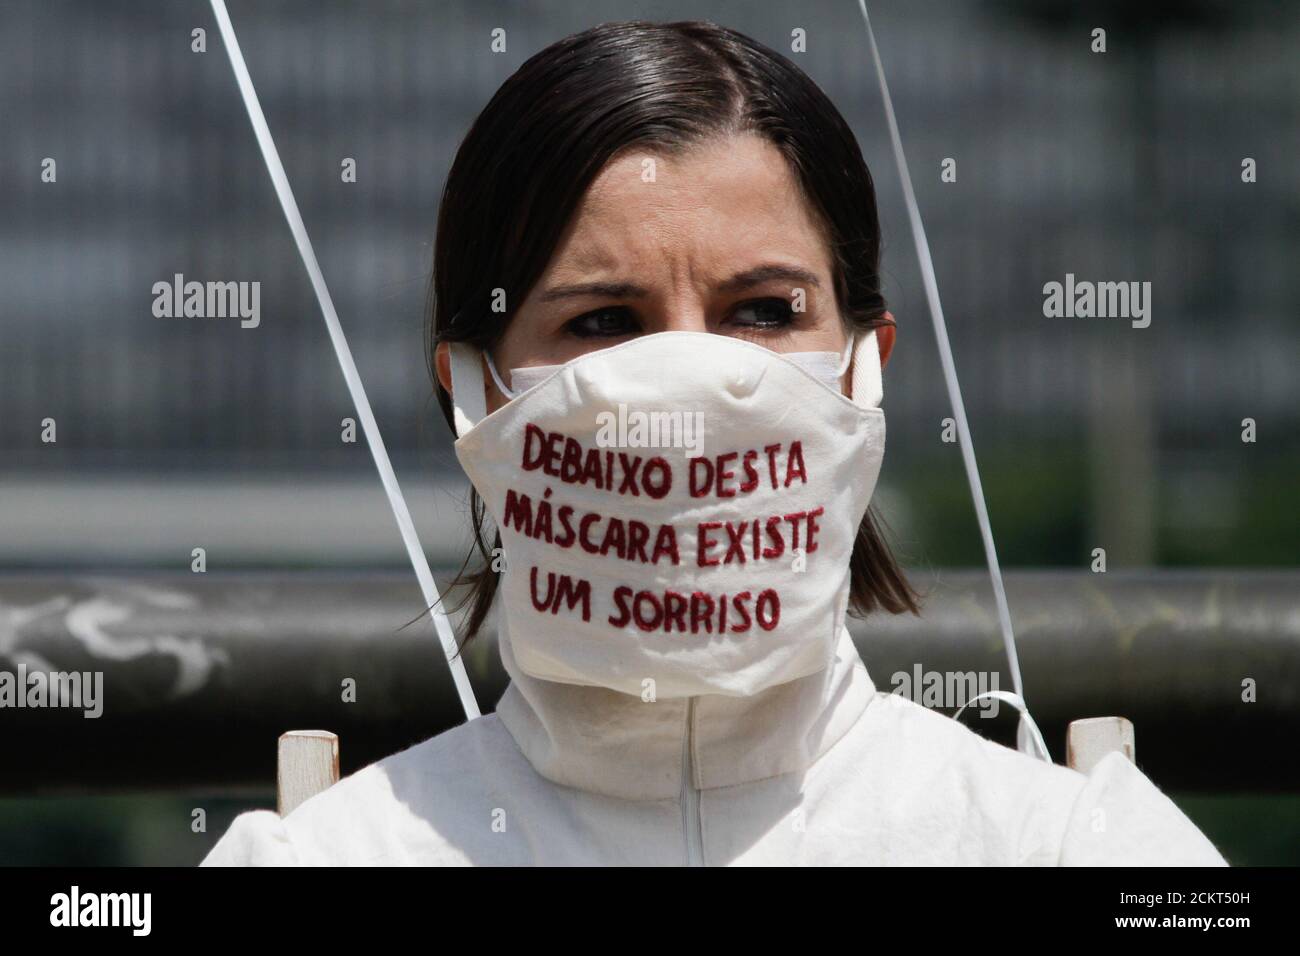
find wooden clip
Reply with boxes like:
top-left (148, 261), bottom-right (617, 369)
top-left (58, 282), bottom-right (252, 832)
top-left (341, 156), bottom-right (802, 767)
top-left (1066, 716), bottom-right (1135, 773)
top-left (277, 730), bottom-right (340, 817)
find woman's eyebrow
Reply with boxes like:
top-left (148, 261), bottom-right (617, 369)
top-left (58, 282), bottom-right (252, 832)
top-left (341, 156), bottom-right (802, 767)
top-left (718, 264), bottom-right (822, 292)
top-left (538, 265), bottom-right (821, 302)
top-left (539, 281), bottom-right (649, 302)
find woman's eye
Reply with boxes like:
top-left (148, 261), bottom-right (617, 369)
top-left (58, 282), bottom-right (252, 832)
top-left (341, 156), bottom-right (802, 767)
top-left (565, 307), bottom-right (638, 338)
top-left (730, 298), bottom-right (795, 329)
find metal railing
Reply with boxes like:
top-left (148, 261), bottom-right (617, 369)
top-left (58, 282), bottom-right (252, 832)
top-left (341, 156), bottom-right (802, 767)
top-left (0, 569), bottom-right (1294, 795)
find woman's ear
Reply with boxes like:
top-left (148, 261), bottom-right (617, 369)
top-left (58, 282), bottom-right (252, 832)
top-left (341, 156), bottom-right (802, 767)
top-left (435, 341), bottom-right (453, 395)
top-left (877, 312), bottom-right (897, 369)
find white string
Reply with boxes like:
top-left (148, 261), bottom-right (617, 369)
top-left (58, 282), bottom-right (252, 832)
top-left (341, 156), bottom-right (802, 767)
top-left (209, 0), bottom-right (480, 721)
top-left (483, 349), bottom-right (518, 401)
top-left (955, 691), bottom-right (1051, 764)
top-left (856, 1), bottom-right (1048, 761)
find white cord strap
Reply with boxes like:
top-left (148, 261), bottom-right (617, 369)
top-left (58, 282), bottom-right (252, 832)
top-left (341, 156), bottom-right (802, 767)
top-left (209, 0), bottom-right (480, 721)
top-left (955, 692), bottom-right (1051, 765)
top-left (449, 342), bottom-right (489, 434)
top-left (856, 1), bottom-right (1048, 762)
top-left (849, 330), bottom-right (883, 410)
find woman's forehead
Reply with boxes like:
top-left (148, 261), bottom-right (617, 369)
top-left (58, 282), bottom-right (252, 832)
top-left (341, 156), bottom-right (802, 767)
top-left (543, 134), bottom-right (832, 286)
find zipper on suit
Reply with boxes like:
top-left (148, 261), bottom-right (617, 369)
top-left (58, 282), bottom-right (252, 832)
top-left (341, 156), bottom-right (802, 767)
top-left (681, 696), bottom-right (704, 866)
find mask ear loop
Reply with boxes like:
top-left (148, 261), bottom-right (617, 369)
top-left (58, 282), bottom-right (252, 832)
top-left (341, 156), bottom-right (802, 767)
top-left (448, 343), bottom-right (490, 437)
top-left (848, 330), bottom-right (883, 410)
top-left (836, 331), bottom-right (857, 378)
top-left (482, 349), bottom-right (518, 401)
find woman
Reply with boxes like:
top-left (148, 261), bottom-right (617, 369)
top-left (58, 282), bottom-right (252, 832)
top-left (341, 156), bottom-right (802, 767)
top-left (204, 20), bottom-right (1225, 866)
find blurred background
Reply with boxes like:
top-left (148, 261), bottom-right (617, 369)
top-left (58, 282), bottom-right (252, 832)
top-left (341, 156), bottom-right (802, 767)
top-left (0, 0), bottom-right (1296, 865)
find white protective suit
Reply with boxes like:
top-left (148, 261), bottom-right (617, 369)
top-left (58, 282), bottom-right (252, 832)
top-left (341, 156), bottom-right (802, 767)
top-left (202, 624), bottom-right (1228, 866)
top-left (203, 332), bottom-right (1228, 867)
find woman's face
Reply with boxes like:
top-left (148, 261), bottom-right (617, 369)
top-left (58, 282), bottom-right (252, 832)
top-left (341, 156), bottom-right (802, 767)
top-left (439, 132), bottom-right (892, 413)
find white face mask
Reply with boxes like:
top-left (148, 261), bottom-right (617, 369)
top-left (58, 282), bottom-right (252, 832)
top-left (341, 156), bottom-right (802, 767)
top-left (448, 330), bottom-right (885, 698)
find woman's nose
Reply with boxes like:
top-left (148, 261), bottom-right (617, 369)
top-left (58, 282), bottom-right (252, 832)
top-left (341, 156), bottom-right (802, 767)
top-left (649, 302), bottom-right (709, 334)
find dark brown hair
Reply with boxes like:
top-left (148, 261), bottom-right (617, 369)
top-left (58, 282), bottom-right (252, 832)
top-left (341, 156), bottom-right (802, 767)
top-left (428, 20), bottom-right (920, 646)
